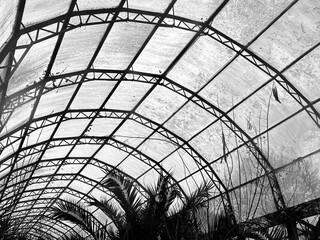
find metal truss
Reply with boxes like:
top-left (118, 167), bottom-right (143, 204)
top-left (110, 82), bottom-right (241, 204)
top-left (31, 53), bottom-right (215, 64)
top-left (1, 4), bottom-right (319, 129)
top-left (0, 69), bottom-right (288, 212)
top-left (250, 197), bottom-right (320, 229)
top-left (10, 213), bottom-right (79, 240)
top-left (0, 0), bottom-right (319, 238)
top-left (0, 2), bottom-right (241, 237)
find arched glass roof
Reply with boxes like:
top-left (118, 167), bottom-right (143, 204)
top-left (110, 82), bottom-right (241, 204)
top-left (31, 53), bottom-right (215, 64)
top-left (0, 0), bottom-right (320, 239)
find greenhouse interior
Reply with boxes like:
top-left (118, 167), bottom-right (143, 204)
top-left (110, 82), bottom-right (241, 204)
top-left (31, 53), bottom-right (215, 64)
top-left (0, 0), bottom-right (320, 239)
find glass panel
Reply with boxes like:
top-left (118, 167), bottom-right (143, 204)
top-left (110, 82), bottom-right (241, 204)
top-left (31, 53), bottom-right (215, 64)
top-left (164, 101), bottom-right (215, 140)
top-left (104, 81), bottom-right (151, 110)
top-left (70, 81), bottom-right (117, 109)
top-left (87, 118), bottom-right (123, 137)
top-left (267, 110), bottom-right (320, 167)
top-left (69, 179), bottom-right (92, 194)
top-left (23, 124), bottom-right (56, 148)
top-left (51, 24), bottom-right (108, 74)
top-left (81, 164), bottom-right (105, 181)
top-left (138, 132), bottom-right (177, 162)
top-left (118, 154), bottom-right (155, 179)
top-left (33, 165), bottom-right (58, 177)
top-left (114, 119), bottom-right (154, 148)
top-left (94, 22), bottom-right (154, 70)
top-left (59, 163), bottom-right (83, 174)
top-left (22, 0), bottom-right (72, 27)
top-left (34, 85), bottom-right (77, 118)
top-left (0, 0), bottom-right (18, 51)
top-left (276, 150), bottom-right (320, 207)
top-left (284, 46), bottom-right (320, 101)
top-left (139, 167), bottom-right (160, 186)
top-left (212, 0), bottom-right (292, 44)
top-left (168, 35), bottom-right (235, 92)
top-left (230, 177), bottom-right (277, 220)
top-left (8, 36), bottom-right (58, 95)
top-left (128, 0), bottom-right (171, 13)
top-left (199, 55), bottom-right (269, 112)
top-left (1, 99), bottom-right (35, 135)
top-left (190, 121), bottom-right (239, 163)
top-left (133, 27), bottom-right (195, 74)
top-left (161, 148), bottom-right (200, 181)
top-left (55, 119), bottom-right (90, 138)
top-left (250, 0), bottom-right (320, 69)
top-left (227, 82), bottom-right (301, 138)
top-left (0, 140), bottom-right (21, 162)
top-left (95, 144), bottom-right (130, 165)
top-left (42, 145), bottom-right (73, 160)
top-left (69, 144), bottom-right (101, 158)
top-left (49, 178), bottom-right (70, 188)
top-left (76, 0), bottom-right (121, 10)
top-left (174, 0), bottom-right (223, 22)
top-left (136, 85), bottom-right (187, 123)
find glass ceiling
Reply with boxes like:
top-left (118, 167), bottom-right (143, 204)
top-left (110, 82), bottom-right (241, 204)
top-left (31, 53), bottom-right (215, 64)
top-left (0, 0), bottom-right (320, 239)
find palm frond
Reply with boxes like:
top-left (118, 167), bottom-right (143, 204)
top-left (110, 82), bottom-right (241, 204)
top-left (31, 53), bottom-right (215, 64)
top-left (102, 169), bottom-right (142, 215)
top-left (51, 200), bottom-right (105, 240)
top-left (90, 198), bottom-right (125, 229)
top-left (60, 232), bottom-right (86, 240)
top-left (181, 181), bottom-right (214, 214)
top-left (0, 217), bottom-right (11, 237)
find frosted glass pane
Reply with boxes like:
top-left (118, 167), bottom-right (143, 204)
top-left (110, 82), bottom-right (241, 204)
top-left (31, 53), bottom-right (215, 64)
top-left (285, 46), bottom-right (320, 101)
top-left (104, 81), bottom-right (151, 110)
top-left (8, 37), bottom-right (57, 95)
top-left (34, 85), bottom-right (77, 118)
top-left (174, 0), bottom-right (223, 22)
top-left (76, 0), bottom-right (120, 10)
top-left (94, 22), bottom-right (154, 70)
top-left (250, 0), bottom-right (320, 69)
top-left (0, 0), bottom-right (18, 50)
top-left (133, 27), bottom-right (195, 74)
top-left (164, 101), bottom-right (214, 141)
top-left (70, 81), bottom-right (117, 109)
top-left (22, 0), bottom-right (72, 27)
top-left (114, 119), bottom-right (154, 148)
top-left (136, 85), bottom-right (187, 123)
top-left (51, 24), bottom-right (108, 74)
top-left (168, 36), bottom-right (235, 92)
top-left (128, 0), bottom-right (171, 13)
top-left (212, 0), bottom-right (292, 44)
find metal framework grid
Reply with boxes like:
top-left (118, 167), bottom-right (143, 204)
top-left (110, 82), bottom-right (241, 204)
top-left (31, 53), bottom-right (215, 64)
top-left (0, 0), bottom-right (320, 239)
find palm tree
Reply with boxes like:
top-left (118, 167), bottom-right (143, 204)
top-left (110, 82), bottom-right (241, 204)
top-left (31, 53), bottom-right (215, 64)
top-left (199, 210), bottom-right (286, 240)
top-left (51, 199), bottom-right (108, 240)
top-left (0, 216), bottom-right (29, 240)
top-left (51, 169), bottom-right (214, 240)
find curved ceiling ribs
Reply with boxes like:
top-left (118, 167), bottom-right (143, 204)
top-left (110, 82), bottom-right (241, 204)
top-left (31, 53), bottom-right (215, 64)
top-left (1, 1), bottom-right (246, 235)
top-left (0, 0), bottom-right (319, 239)
top-left (0, 0), bottom-right (79, 220)
top-left (1, 5), bottom-right (319, 128)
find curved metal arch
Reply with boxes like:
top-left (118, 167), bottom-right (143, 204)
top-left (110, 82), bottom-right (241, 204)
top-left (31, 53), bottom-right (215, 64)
top-left (2, 186), bottom-right (97, 215)
top-left (1, 7), bottom-right (318, 128)
top-left (0, 107), bottom-right (229, 191)
top-left (1, 157), bottom-right (158, 207)
top-left (0, 135), bottom-right (221, 196)
top-left (3, 133), bottom-right (232, 234)
top-left (1, 0), bottom-right (174, 229)
top-left (0, 17), bottom-right (290, 225)
top-left (3, 136), bottom-right (209, 230)
top-left (3, 172), bottom-right (131, 221)
top-left (0, 69), bottom-right (275, 175)
top-left (9, 215), bottom-right (75, 240)
top-left (1, 0), bottom-right (314, 227)
top-left (11, 211), bottom-right (92, 240)
top-left (0, 69), bottom-right (286, 210)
